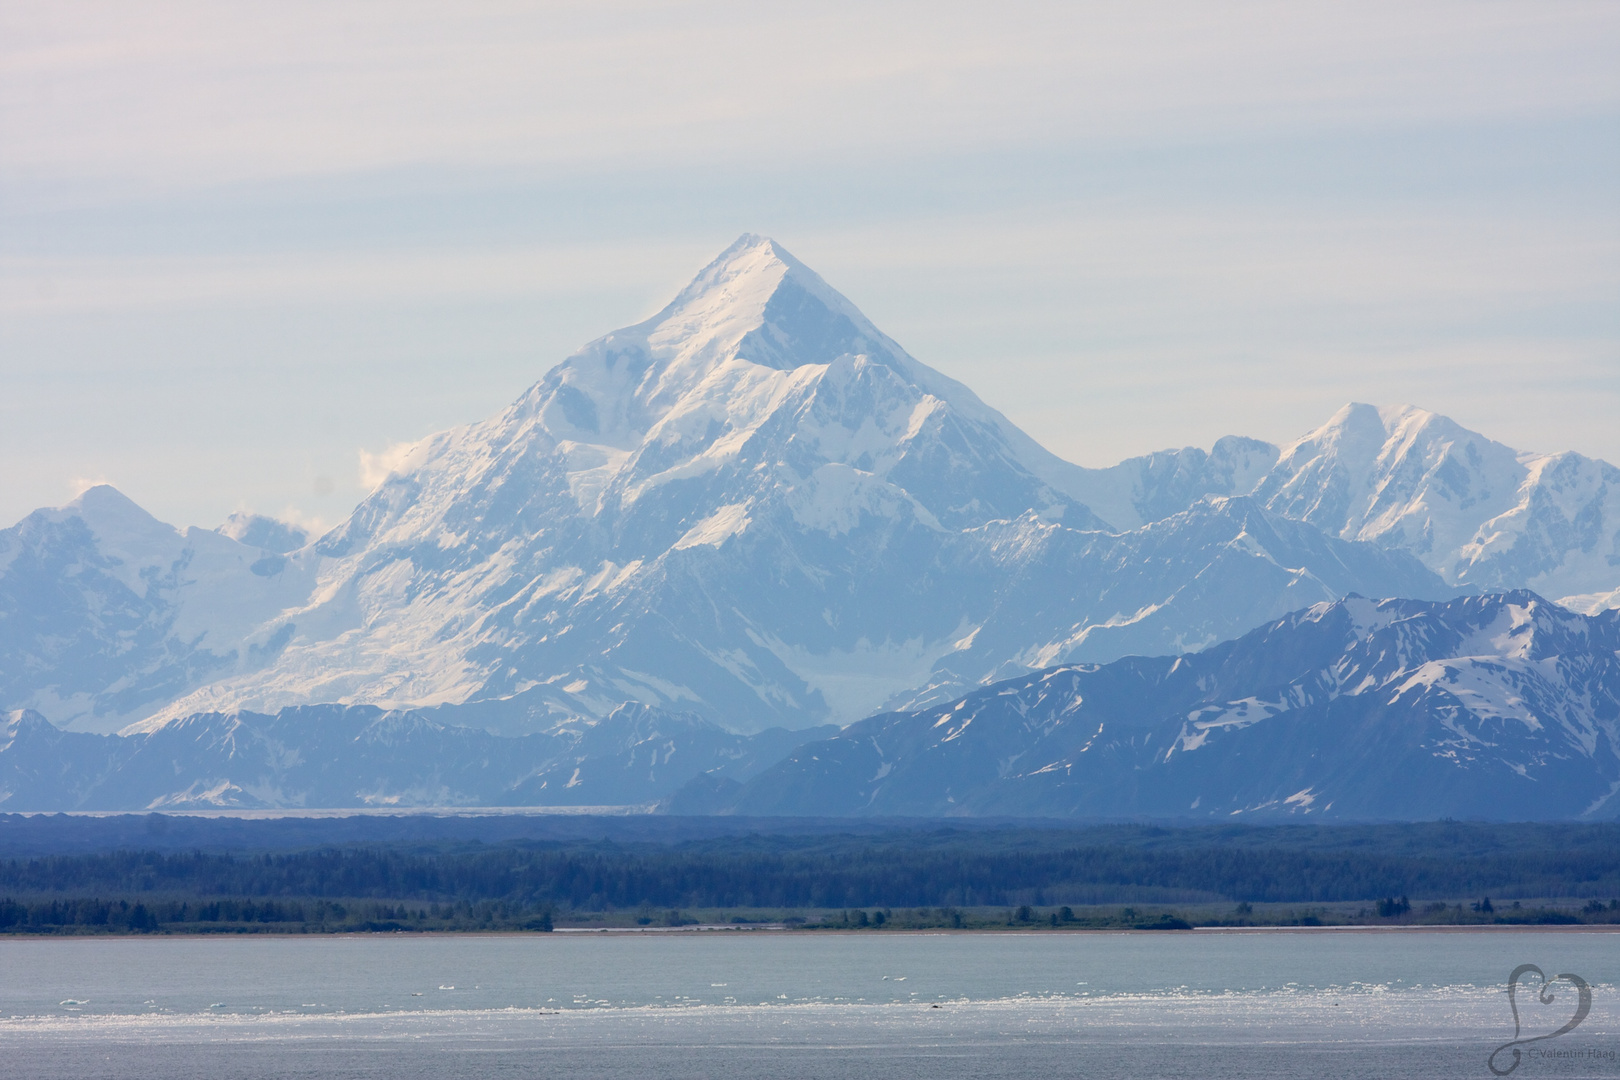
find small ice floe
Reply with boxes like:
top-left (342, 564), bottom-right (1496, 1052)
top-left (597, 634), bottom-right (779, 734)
top-left (58, 1000), bottom-right (88, 1007)
top-left (438, 985), bottom-right (454, 991)
top-left (208, 1003), bottom-right (226, 1009)
top-left (710, 983), bottom-right (727, 987)
top-left (411, 992), bottom-right (423, 997)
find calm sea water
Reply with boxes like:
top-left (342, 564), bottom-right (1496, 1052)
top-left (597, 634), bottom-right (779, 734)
top-left (1, 930), bottom-right (1616, 1079)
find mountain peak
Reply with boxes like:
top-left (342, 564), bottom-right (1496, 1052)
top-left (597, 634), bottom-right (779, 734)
top-left (511, 236), bottom-right (1098, 507)
top-left (57, 483), bottom-right (176, 547)
top-left (664, 233), bottom-right (795, 305)
top-left (661, 233), bottom-right (830, 316)
top-left (63, 482), bottom-right (153, 519)
top-left (637, 232), bottom-right (881, 377)
top-left (505, 235), bottom-right (881, 451)
top-left (1302, 402), bottom-right (1434, 454)
top-left (1256, 401), bottom-right (1540, 584)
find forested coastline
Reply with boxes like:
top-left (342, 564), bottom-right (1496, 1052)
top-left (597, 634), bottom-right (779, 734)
top-left (2, 821), bottom-right (1620, 934)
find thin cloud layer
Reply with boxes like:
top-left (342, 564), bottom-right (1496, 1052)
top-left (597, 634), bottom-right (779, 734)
top-left (0, 1), bottom-right (1615, 530)
top-left (5, 1), bottom-right (1616, 192)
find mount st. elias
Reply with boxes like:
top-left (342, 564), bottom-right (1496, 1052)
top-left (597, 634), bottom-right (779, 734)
top-left (0, 236), bottom-right (1615, 760)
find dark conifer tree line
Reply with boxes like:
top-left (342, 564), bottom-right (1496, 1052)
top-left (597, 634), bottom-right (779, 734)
top-left (2, 822), bottom-right (1619, 922)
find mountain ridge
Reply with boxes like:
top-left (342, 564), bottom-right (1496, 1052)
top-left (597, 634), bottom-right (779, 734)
top-left (692, 591), bottom-right (1620, 820)
top-left (0, 236), bottom-right (1614, 741)
top-left (0, 702), bottom-right (826, 811)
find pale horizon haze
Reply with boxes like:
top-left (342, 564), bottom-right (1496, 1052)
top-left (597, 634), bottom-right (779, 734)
top-left (3, 1), bottom-right (1617, 532)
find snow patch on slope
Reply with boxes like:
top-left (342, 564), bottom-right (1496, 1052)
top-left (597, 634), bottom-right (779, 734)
top-left (1561, 587), bottom-right (1620, 615)
top-left (675, 503), bottom-right (752, 549)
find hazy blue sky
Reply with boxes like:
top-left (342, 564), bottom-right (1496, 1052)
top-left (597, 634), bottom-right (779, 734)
top-left (3, 1), bottom-right (1617, 531)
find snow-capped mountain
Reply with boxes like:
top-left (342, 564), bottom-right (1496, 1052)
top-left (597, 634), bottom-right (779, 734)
top-left (1252, 403), bottom-right (1620, 599)
top-left (152, 233), bottom-right (1116, 734)
top-left (0, 486), bottom-right (317, 730)
top-left (890, 493), bottom-right (1449, 709)
top-left (0, 236), bottom-right (1455, 736)
top-left (1064, 403), bottom-right (1620, 602)
top-left (1060, 436), bottom-right (1280, 533)
top-left (0, 236), bottom-right (1611, 744)
top-left (0, 703), bottom-right (822, 811)
top-left (696, 592), bottom-right (1620, 820)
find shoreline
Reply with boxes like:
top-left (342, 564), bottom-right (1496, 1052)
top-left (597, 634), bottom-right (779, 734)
top-left (7, 922), bottom-right (1620, 941)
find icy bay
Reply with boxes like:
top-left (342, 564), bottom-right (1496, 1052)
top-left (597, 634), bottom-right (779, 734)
top-left (3, 931), bottom-right (1619, 1079)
